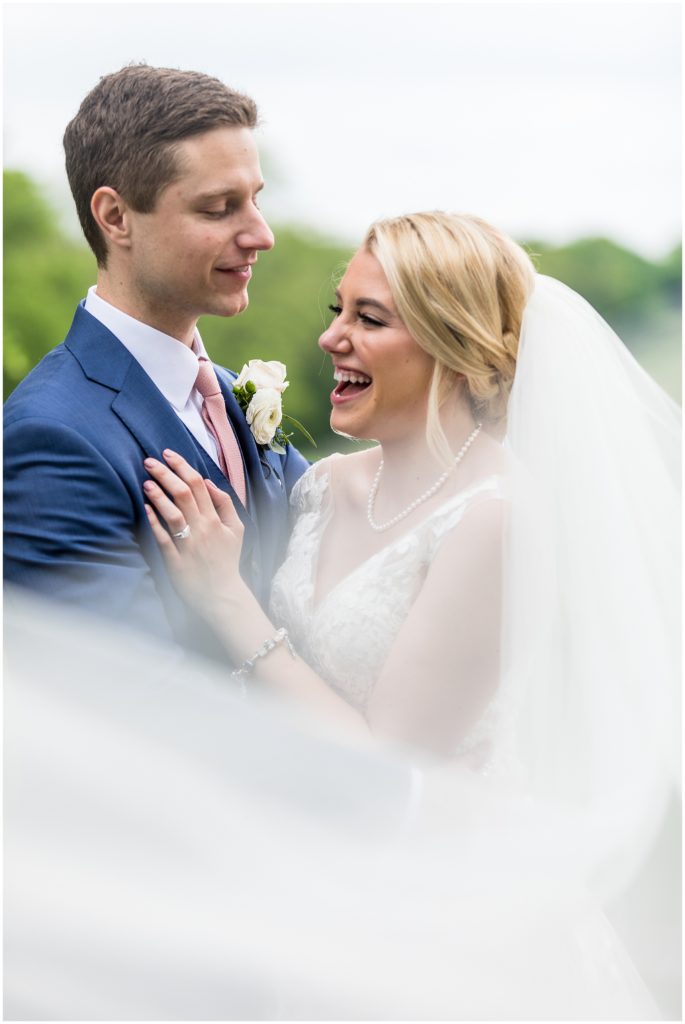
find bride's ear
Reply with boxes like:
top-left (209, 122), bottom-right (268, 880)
top-left (90, 187), bottom-right (132, 254)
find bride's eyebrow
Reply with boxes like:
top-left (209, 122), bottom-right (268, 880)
top-left (334, 290), bottom-right (393, 317)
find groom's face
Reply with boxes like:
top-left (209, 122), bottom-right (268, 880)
top-left (125, 126), bottom-right (274, 332)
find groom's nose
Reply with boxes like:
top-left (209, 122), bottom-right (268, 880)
top-left (236, 208), bottom-right (274, 252)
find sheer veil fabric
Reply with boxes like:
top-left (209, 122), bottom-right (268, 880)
top-left (502, 275), bottom-right (680, 895)
top-left (3, 591), bottom-right (669, 1020)
top-left (4, 276), bottom-right (680, 1019)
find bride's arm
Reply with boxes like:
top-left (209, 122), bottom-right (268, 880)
top-left (144, 451), bottom-right (504, 755)
top-left (367, 499), bottom-right (505, 756)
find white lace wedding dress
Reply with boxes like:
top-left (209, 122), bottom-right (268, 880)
top-left (270, 457), bottom-right (509, 768)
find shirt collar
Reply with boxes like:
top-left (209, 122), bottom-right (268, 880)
top-left (84, 286), bottom-right (209, 409)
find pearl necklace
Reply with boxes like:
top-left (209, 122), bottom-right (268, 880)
top-left (367, 423), bottom-right (483, 532)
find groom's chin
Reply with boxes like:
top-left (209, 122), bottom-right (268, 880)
top-left (213, 291), bottom-right (250, 318)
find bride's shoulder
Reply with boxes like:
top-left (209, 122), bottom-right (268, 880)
top-left (305, 447), bottom-right (378, 493)
top-left (290, 448), bottom-right (377, 513)
top-left (325, 447), bottom-right (380, 506)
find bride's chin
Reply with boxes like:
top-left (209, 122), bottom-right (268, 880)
top-left (331, 422), bottom-right (364, 441)
top-left (330, 410), bottom-right (362, 439)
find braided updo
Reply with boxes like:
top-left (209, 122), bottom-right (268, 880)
top-left (363, 212), bottom-right (535, 462)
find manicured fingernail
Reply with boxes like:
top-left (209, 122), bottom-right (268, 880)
top-left (144, 458), bottom-right (157, 468)
top-left (163, 449), bottom-right (178, 459)
top-left (143, 480), bottom-right (155, 491)
top-left (144, 504), bottom-right (152, 515)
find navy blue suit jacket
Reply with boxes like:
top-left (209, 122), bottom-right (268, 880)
top-left (4, 304), bottom-right (309, 658)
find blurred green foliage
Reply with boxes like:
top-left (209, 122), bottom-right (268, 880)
top-left (5, 171), bottom-right (98, 396)
top-left (4, 169), bottom-right (681, 460)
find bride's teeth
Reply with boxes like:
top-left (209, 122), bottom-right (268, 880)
top-left (334, 370), bottom-right (372, 385)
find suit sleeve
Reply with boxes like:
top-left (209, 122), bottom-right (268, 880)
top-left (3, 417), bottom-right (175, 641)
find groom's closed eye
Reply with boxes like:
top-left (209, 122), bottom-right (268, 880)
top-left (203, 204), bottom-right (240, 219)
top-left (203, 200), bottom-right (264, 220)
top-left (197, 183), bottom-right (265, 218)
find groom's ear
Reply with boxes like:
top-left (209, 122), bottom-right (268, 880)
top-left (90, 187), bottom-right (133, 255)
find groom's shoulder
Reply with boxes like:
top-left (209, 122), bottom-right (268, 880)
top-left (5, 302), bottom-right (130, 427)
top-left (4, 341), bottom-right (78, 423)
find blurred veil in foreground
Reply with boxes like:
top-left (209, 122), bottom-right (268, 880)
top-left (4, 584), bottom-right (680, 1020)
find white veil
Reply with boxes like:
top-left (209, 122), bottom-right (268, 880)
top-left (3, 276), bottom-right (680, 1019)
top-left (502, 274), bottom-right (681, 895)
top-left (3, 589), bottom-right (671, 1020)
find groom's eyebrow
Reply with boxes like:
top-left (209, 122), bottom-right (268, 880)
top-left (195, 182), bottom-right (265, 202)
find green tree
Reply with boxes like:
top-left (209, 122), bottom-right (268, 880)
top-left (4, 170), bottom-right (96, 396)
top-left (525, 236), bottom-right (680, 328)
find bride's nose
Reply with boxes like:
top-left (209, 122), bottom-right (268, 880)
top-left (318, 319), bottom-right (352, 354)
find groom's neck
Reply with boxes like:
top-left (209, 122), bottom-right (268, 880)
top-left (95, 270), bottom-right (197, 347)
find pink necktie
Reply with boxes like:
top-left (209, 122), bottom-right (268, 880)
top-left (195, 358), bottom-right (247, 507)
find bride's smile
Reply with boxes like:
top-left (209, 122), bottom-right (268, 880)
top-left (331, 365), bottom-right (373, 402)
top-left (319, 248), bottom-right (434, 443)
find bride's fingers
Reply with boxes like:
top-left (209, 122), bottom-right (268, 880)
top-left (144, 504), bottom-right (182, 568)
top-left (205, 480), bottom-right (244, 533)
top-left (143, 456), bottom-right (208, 523)
top-left (161, 450), bottom-right (217, 516)
top-left (143, 479), bottom-right (193, 539)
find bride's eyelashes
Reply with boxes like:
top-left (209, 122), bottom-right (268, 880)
top-left (327, 304), bottom-right (385, 328)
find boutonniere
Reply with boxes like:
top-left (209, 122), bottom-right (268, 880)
top-left (233, 359), bottom-right (316, 455)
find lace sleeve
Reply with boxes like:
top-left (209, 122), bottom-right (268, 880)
top-left (288, 458), bottom-right (336, 518)
top-left (269, 457), bottom-right (338, 652)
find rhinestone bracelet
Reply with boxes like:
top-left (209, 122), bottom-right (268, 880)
top-left (232, 627), bottom-right (296, 686)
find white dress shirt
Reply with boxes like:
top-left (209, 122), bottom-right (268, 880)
top-left (84, 286), bottom-right (222, 466)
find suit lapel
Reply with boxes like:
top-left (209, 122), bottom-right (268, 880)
top-left (213, 364), bottom-right (281, 513)
top-left (64, 305), bottom-right (256, 532)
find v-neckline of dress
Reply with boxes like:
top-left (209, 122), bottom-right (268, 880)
top-left (310, 471), bottom-right (503, 612)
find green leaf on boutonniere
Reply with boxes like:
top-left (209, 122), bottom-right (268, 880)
top-left (282, 413), bottom-right (317, 448)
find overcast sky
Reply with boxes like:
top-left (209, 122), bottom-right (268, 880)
top-left (3, 1), bottom-right (681, 257)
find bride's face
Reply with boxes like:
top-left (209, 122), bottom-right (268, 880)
top-left (319, 249), bottom-right (435, 441)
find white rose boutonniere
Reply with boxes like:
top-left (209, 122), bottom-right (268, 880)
top-left (233, 360), bottom-right (315, 454)
top-left (235, 359), bottom-right (289, 394)
top-left (245, 388), bottom-right (283, 446)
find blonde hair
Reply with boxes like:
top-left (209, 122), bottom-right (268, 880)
top-left (363, 212), bottom-right (535, 464)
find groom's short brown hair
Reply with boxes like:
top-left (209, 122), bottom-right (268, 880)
top-left (63, 63), bottom-right (258, 266)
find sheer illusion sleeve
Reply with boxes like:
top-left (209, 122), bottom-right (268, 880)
top-left (366, 494), bottom-right (507, 759)
top-left (271, 464), bottom-right (510, 762)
